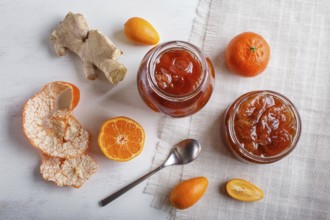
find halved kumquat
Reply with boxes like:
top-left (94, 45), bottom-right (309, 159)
top-left (226, 178), bottom-right (264, 202)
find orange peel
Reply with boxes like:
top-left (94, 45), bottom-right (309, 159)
top-left (40, 154), bottom-right (97, 188)
top-left (22, 81), bottom-right (89, 158)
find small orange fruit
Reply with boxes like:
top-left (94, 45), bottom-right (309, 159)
top-left (226, 32), bottom-right (270, 77)
top-left (124, 17), bottom-right (160, 45)
top-left (226, 178), bottom-right (264, 202)
top-left (98, 116), bottom-right (145, 162)
top-left (169, 176), bottom-right (208, 209)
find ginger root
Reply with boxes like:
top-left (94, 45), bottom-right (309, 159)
top-left (50, 12), bottom-right (127, 84)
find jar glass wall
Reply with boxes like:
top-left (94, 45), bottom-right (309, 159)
top-left (137, 41), bottom-right (215, 117)
top-left (224, 90), bottom-right (301, 164)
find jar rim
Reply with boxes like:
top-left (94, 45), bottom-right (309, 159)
top-left (146, 41), bottom-right (208, 102)
top-left (227, 90), bottom-right (302, 163)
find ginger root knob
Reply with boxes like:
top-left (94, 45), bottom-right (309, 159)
top-left (50, 12), bottom-right (127, 84)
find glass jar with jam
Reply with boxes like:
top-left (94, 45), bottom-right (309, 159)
top-left (137, 41), bottom-right (215, 117)
top-left (224, 90), bottom-right (301, 164)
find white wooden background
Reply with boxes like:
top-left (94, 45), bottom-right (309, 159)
top-left (0, 0), bottom-right (198, 219)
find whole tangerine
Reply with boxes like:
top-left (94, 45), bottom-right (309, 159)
top-left (226, 32), bottom-right (270, 77)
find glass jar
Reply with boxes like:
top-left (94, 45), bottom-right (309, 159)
top-left (137, 41), bottom-right (215, 117)
top-left (224, 90), bottom-right (301, 164)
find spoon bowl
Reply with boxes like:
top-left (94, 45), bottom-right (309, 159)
top-left (100, 139), bottom-right (201, 207)
top-left (163, 139), bottom-right (201, 166)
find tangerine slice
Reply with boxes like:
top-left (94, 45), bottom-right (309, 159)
top-left (22, 81), bottom-right (89, 158)
top-left (226, 178), bottom-right (264, 202)
top-left (98, 116), bottom-right (145, 161)
top-left (40, 154), bottom-right (97, 188)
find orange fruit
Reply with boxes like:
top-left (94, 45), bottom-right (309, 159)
top-left (226, 178), bottom-right (264, 202)
top-left (169, 176), bottom-right (208, 209)
top-left (98, 116), bottom-right (145, 161)
top-left (226, 32), bottom-right (270, 77)
top-left (124, 17), bottom-right (160, 45)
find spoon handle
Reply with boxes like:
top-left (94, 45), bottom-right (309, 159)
top-left (99, 165), bottom-right (164, 207)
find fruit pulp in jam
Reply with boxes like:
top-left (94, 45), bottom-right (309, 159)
top-left (234, 93), bottom-right (297, 157)
top-left (153, 49), bottom-right (203, 96)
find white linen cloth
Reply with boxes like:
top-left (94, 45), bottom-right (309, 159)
top-left (144, 0), bottom-right (330, 219)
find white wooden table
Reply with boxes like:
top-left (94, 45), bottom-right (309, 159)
top-left (0, 0), bottom-right (198, 219)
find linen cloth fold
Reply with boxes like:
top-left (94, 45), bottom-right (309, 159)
top-left (144, 0), bottom-right (330, 219)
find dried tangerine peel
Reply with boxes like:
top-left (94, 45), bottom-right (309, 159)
top-left (226, 178), bottom-right (264, 202)
top-left (23, 81), bottom-right (89, 158)
top-left (98, 116), bottom-right (145, 162)
top-left (40, 154), bottom-right (97, 188)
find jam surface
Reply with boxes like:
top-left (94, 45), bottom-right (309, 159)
top-left (137, 41), bottom-right (214, 117)
top-left (234, 93), bottom-right (297, 157)
top-left (154, 49), bottom-right (203, 96)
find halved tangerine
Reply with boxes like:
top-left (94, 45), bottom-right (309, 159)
top-left (98, 116), bottom-right (145, 162)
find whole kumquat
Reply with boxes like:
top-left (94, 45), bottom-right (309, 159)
top-left (170, 176), bottom-right (208, 209)
top-left (124, 17), bottom-right (160, 45)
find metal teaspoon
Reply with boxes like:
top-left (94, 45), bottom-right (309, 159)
top-left (99, 139), bottom-right (202, 207)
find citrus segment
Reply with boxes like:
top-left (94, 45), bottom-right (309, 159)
top-left (98, 116), bottom-right (145, 161)
top-left (226, 178), bottom-right (264, 202)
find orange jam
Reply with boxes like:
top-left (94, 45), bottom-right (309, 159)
top-left (154, 49), bottom-right (203, 96)
top-left (137, 41), bottom-right (215, 117)
top-left (224, 91), bottom-right (301, 164)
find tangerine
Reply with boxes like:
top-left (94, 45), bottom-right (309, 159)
top-left (226, 32), bottom-right (270, 77)
top-left (98, 116), bottom-right (145, 161)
